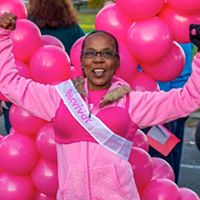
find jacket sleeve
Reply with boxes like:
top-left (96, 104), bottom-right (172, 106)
top-left (0, 28), bottom-right (61, 121)
top-left (128, 52), bottom-right (200, 128)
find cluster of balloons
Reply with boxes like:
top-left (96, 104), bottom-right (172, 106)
top-left (94, 0), bottom-right (200, 86)
top-left (0, 0), bottom-right (200, 199)
top-left (0, 0), bottom-right (71, 101)
top-left (129, 130), bottom-right (200, 200)
top-left (0, 0), bottom-right (70, 199)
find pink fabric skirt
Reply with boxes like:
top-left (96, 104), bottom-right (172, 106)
top-left (56, 141), bottom-right (140, 200)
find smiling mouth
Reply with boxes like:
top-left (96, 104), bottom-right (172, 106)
top-left (93, 68), bottom-right (105, 77)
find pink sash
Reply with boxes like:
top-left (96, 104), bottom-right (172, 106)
top-left (55, 80), bottom-right (132, 160)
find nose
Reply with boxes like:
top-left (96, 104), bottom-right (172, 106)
top-left (93, 52), bottom-right (104, 62)
top-left (95, 52), bottom-right (102, 57)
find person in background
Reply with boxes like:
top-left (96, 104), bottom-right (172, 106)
top-left (27, 0), bottom-right (85, 55)
top-left (151, 43), bottom-right (193, 184)
top-left (142, 43), bottom-right (193, 184)
top-left (1, 13), bottom-right (200, 199)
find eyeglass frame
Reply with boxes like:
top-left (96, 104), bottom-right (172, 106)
top-left (81, 49), bottom-right (119, 59)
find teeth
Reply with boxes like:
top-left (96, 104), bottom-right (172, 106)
top-left (93, 69), bottom-right (105, 77)
top-left (94, 69), bottom-right (104, 72)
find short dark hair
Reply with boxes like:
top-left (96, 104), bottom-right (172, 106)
top-left (81, 30), bottom-right (119, 55)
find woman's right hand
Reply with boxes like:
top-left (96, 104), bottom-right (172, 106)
top-left (0, 12), bottom-right (17, 30)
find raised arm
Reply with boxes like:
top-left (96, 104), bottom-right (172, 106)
top-left (128, 27), bottom-right (200, 128)
top-left (0, 13), bottom-right (61, 121)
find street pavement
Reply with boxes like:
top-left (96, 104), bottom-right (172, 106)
top-left (0, 113), bottom-right (199, 196)
top-left (179, 113), bottom-right (200, 196)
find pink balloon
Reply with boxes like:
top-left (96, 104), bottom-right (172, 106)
top-left (35, 192), bottom-right (55, 200)
top-left (0, 172), bottom-right (35, 200)
top-left (41, 35), bottom-right (65, 50)
top-left (151, 157), bottom-right (175, 182)
top-left (35, 124), bottom-right (57, 162)
top-left (159, 5), bottom-right (200, 43)
top-left (129, 147), bottom-right (153, 191)
top-left (132, 129), bottom-right (149, 152)
top-left (142, 42), bottom-right (185, 81)
top-left (116, 0), bottom-right (165, 21)
top-left (116, 43), bottom-right (138, 83)
top-left (168, 0), bottom-right (200, 15)
top-left (127, 17), bottom-right (173, 64)
top-left (131, 71), bottom-right (159, 91)
top-left (0, 0), bottom-right (27, 19)
top-left (9, 104), bottom-right (47, 136)
top-left (0, 133), bottom-right (39, 175)
top-left (141, 178), bottom-right (181, 200)
top-left (10, 19), bottom-right (42, 62)
top-left (95, 4), bottom-right (132, 43)
top-left (179, 187), bottom-right (200, 200)
top-left (30, 45), bottom-right (71, 84)
top-left (31, 159), bottom-right (58, 195)
top-left (15, 60), bottom-right (31, 78)
top-left (70, 36), bottom-right (85, 77)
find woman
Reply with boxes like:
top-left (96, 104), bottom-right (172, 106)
top-left (0, 13), bottom-right (200, 200)
top-left (27, 0), bottom-right (85, 54)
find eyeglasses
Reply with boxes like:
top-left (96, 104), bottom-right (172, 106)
top-left (82, 49), bottom-right (119, 59)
